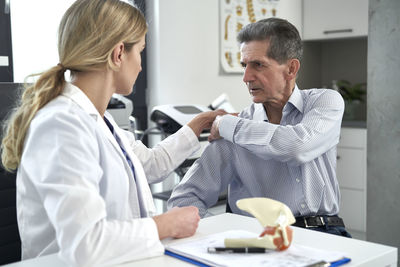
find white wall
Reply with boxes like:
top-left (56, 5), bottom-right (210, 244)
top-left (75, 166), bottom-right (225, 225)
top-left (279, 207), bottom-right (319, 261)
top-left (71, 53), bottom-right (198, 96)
top-left (10, 0), bottom-right (75, 82)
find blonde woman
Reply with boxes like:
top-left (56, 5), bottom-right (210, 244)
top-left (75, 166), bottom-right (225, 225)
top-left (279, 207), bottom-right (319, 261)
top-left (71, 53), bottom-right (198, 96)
top-left (1, 0), bottom-right (225, 266)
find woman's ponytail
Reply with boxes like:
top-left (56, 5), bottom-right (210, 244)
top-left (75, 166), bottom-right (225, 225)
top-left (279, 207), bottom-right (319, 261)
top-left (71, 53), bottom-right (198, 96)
top-left (1, 65), bottom-right (66, 171)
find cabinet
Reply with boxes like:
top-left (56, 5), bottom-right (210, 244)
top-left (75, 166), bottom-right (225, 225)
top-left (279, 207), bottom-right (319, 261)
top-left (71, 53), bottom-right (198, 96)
top-left (336, 127), bottom-right (367, 239)
top-left (303, 0), bottom-right (368, 40)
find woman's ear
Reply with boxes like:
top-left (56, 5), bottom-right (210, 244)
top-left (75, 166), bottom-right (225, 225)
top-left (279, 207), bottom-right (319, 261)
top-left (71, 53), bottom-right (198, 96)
top-left (286, 59), bottom-right (300, 80)
top-left (112, 42), bottom-right (125, 67)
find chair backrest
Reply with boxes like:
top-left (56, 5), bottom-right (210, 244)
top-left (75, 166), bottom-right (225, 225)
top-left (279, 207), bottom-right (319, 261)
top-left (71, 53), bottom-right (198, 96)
top-left (0, 169), bottom-right (20, 265)
top-left (0, 83), bottom-right (22, 264)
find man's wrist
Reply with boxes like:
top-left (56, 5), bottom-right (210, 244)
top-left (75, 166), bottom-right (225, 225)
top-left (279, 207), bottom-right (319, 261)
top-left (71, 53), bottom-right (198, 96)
top-left (218, 114), bottom-right (240, 142)
top-left (214, 115), bottom-right (223, 133)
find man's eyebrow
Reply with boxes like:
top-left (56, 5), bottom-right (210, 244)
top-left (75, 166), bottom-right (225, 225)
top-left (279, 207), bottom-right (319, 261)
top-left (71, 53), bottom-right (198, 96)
top-left (244, 59), bottom-right (266, 65)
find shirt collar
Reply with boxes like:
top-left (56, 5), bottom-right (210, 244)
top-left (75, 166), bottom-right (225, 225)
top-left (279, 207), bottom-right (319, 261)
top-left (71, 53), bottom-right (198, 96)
top-left (252, 84), bottom-right (304, 122)
top-left (285, 84), bottom-right (304, 114)
top-left (253, 104), bottom-right (269, 121)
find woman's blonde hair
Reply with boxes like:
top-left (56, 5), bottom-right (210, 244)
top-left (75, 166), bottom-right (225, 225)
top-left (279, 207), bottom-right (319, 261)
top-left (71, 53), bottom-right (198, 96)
top-left (1, 0), bottom-right (147, 171)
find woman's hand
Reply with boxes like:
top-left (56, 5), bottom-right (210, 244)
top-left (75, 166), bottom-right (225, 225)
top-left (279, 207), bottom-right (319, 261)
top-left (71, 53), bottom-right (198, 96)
top-left (208, 112), bottom-right (239, 142)
top-left (153, 206), bottom-right (200, 239)
top-left (187, 109), bottom-right (227, 137)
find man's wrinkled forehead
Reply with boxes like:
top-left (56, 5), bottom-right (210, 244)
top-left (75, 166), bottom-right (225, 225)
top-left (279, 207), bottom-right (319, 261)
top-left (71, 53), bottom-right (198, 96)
top-left (240, 40), bottom-right (270, 58)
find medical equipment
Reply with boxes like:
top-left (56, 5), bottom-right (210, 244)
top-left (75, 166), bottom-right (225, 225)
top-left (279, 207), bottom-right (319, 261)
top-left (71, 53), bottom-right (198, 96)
top-left (106, 94), bottom-right (133, 130)
top-left (208, 93), bottom-right (236, 113)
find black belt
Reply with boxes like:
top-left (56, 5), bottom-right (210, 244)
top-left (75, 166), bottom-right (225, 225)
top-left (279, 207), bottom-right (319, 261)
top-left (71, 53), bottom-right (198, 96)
top-left (293, 215), bottom-right (345, 228)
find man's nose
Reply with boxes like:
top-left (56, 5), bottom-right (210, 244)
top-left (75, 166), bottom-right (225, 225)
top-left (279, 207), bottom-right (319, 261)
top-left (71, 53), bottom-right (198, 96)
top-left (242, 67), bottom-right (253, 83)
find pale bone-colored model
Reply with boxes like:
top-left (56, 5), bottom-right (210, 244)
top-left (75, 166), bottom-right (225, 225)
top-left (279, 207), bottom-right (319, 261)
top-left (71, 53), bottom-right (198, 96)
top-left (224, 197), bottom-right (296, 251)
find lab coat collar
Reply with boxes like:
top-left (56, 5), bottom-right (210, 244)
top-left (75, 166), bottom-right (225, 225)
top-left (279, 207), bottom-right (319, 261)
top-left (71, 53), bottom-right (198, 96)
top-left (62, 83), bottom-right (125, 161)
top-left (252, 84), bottom-right (304, 122)
top-left (62, 83), bottom-right (130, 167)
top-left (62, 83), bottom-right (101, 121)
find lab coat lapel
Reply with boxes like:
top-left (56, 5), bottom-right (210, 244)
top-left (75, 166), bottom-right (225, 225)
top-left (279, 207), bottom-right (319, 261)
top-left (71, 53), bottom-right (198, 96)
top-left (98, 116), bottom-right (150, 217)
top-left (111, 122), bottom-right (156, 217)
top-left (97, 116), bottom-right (128, 161)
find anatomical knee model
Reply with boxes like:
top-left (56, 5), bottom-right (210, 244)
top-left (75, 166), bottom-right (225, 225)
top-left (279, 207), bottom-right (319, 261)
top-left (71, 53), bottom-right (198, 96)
top-left (224, 198), bottom-right (295, 251)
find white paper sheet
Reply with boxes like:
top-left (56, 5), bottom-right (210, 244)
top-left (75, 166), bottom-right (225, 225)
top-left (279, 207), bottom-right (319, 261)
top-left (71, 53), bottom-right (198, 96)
top-left (165, 230), bottom-right (346, 267)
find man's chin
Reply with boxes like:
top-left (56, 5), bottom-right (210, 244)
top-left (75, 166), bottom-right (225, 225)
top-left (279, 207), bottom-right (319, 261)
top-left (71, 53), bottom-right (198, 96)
top-left (251, 97), bottom-right (264, 104)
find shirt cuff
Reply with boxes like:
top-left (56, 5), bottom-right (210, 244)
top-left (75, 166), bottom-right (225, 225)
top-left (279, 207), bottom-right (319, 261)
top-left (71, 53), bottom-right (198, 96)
top-left (219, 115), bottom-right (241, 143)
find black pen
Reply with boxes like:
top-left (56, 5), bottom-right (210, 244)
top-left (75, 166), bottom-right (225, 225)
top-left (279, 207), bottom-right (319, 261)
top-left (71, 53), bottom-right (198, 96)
top-left (207, 247), bottom-right (271, 254)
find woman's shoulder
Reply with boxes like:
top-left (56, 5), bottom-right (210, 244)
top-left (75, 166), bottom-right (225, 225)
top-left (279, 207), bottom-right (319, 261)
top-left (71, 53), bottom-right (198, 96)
top-left (32, 95), bottom-right (97, 134)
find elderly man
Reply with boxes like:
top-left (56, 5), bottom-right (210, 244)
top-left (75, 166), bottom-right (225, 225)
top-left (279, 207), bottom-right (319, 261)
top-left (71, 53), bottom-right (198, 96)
top-left (168, 18), bottom-right (350, 237)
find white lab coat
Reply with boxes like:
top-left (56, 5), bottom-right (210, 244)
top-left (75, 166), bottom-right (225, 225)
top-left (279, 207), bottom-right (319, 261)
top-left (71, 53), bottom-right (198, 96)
top-left (16, 83), bottom-right (200, 266)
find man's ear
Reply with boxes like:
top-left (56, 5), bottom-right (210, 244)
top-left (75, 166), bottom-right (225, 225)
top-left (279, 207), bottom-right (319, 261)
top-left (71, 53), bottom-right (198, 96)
top-left (286, 59), bottom-right (300, 80)
top-left (112, 42), bottom-right (125, 67)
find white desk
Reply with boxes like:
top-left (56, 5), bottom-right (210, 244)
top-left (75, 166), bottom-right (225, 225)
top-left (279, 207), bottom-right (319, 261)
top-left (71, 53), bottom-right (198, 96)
top-left (3, 213), bottom-right (398, 267)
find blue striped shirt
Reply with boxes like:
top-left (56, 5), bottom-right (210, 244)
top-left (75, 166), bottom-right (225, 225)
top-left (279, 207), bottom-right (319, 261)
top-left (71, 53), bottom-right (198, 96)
top-left (168, 85), bottom-right (344, 218)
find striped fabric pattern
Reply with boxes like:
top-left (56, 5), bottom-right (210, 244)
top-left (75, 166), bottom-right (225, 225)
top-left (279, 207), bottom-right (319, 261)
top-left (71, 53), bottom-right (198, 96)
top-left (168, 86), bottom-right (344, 218)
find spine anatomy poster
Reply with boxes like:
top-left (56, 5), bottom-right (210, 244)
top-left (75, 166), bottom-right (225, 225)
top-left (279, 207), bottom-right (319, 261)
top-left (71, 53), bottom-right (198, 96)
top-left (220, 0), bottom-right (281, 73)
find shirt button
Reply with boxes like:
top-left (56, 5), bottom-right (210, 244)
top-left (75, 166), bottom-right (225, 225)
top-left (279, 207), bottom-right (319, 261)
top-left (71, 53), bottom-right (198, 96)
top-left (301, 204), bottom-right (305, 208)
top-left (296, 178), bottom-right (300, 183)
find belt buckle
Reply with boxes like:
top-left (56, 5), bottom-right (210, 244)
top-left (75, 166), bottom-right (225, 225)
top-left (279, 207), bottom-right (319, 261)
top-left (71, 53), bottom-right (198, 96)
top-left (304, 216), bottom-right (324, 228)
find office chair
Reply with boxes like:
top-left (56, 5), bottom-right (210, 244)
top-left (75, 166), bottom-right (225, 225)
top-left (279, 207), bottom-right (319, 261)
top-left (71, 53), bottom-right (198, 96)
top-left (0, 83), bottom-right (22, 264)
top-left (0, 169), bottom-right (20, 265)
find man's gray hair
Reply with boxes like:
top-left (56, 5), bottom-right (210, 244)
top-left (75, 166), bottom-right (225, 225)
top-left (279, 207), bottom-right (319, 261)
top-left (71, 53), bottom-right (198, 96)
top-left (237, 18), bottom-right (303, 64)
